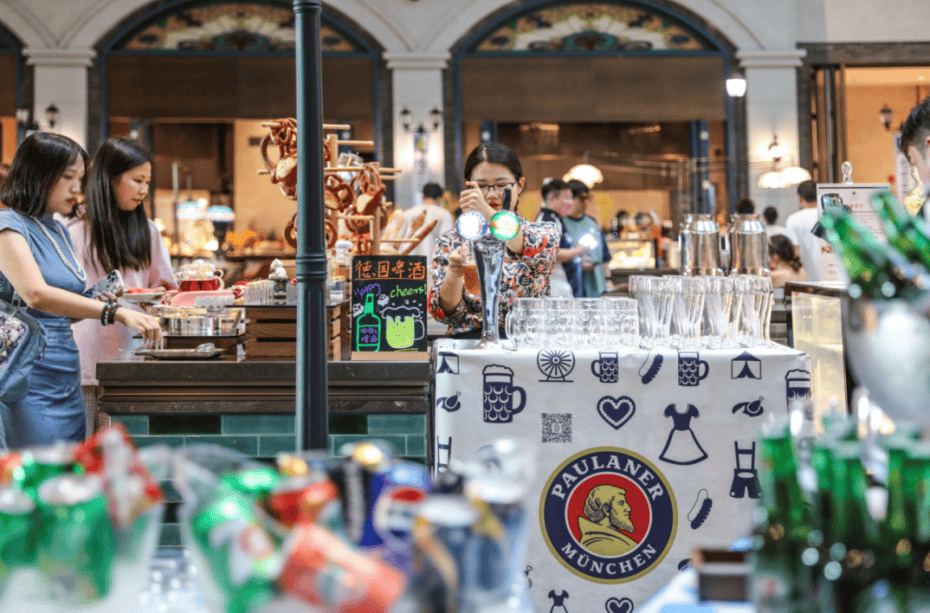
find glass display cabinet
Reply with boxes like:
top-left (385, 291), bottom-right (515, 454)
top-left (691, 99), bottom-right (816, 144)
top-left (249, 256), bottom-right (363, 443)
top-left (785, 281), bottom-right (850, 418)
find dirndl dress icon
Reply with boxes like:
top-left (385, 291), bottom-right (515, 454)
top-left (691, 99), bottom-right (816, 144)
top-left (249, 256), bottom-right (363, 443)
top-left (659, 404), bottom-right (708, 465)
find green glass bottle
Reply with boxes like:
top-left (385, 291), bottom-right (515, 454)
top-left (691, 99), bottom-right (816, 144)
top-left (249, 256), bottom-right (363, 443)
top-left (752, 419), bottom-right (813, 613)
top-left (905, 442), bottom-right (930, 587)
top-left (829, 443), bottom-right (882, 613)
top-left (819, 210), bottom-right (918, 301)
top-left (355, 293), bottom-right (381, 351)
top-left (884, 443), bottom-right (913, 579)
top-left (873, 191), bottom-right (930, 272)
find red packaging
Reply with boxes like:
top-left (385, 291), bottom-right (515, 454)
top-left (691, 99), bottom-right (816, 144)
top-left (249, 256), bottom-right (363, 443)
top-left (0, 453), bottom-right (22, 485)
top-left (266, 475), bottom-right (323, 527)
top-left (74, 423), bottom-right (164, 527)
top-left (278, 523), bottom-right (405, 613)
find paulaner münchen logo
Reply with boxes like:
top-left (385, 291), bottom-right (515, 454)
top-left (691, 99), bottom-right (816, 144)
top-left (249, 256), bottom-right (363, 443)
top-left (540, 447), bottom-right (677, 584)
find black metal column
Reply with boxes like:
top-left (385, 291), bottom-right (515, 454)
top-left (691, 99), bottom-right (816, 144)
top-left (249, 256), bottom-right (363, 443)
top-left (293, 0), bottom-right (328, 450)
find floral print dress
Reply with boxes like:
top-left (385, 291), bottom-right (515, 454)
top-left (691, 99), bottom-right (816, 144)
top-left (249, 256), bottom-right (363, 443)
top-left (427, 218), bottom-right (559, 335)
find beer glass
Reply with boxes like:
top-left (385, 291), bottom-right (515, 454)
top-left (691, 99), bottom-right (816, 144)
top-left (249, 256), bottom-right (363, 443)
top-left (460, 242), bottom-right (480, 296)
top-left (543, 298), bottom-right (575, 348)
top-left (704, 276), bottom-right (735, 348)
top-left (575, 298), bottom-right (603, 348)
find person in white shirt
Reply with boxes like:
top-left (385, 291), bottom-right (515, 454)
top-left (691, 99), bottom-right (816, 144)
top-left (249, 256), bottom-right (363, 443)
top-left (763, 206), bottom-right (789, 240)
top-left (784, 180), bottom-right (821, 283)
top-left (401, 183), bottom-right (454, 285)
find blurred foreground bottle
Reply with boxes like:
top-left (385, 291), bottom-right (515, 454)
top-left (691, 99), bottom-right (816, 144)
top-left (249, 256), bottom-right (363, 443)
top-left (752, 418), bottom-right (813, 613)
top-left (874, 191), bottom-right (930, 272)
top-left (818, 209), bottom-right (925, 301)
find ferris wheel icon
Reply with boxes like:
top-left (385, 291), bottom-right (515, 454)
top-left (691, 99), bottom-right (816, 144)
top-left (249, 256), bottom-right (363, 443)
top-left (537, 349), bottom-right (575, 383)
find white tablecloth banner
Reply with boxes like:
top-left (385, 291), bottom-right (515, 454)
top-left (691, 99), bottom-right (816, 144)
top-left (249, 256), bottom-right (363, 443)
top-left (433, 340), bottom-right (810, 613)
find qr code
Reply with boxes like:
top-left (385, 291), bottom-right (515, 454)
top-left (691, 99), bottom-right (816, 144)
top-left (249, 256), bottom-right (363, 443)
top-left (542, 413), bottom-right (572, 443)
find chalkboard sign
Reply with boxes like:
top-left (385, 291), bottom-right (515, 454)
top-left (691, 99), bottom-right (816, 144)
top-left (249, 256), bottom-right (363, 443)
top-left (351, 255), bottom-right (428, 359)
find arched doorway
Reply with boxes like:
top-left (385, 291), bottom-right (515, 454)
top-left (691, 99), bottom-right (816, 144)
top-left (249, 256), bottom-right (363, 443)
top-left (0, 22), bottom-right (25, 162)
top-left (448, 0), bottom-right (744, 228)
top-left (91, 0), bottom-right (387, 252)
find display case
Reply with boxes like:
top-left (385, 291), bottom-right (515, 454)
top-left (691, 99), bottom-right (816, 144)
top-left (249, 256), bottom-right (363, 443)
top-left (606, 238), bottom-right (657, 270)
top-left (785, 281), bottom-right (849, 418)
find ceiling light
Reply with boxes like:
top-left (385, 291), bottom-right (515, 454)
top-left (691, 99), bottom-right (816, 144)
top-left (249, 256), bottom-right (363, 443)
top-left (779, 166), bottom-right (812, 186)
top-left (726, 75), bottom-right (747, 97)
top-left (563, 164), bottom-right (603, 188)
top-left (758, 170), bottom-right (784, 189)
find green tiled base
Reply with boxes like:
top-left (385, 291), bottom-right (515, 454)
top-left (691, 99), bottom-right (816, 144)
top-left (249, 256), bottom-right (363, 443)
top-left (113, 414), bottom-right (427, 460)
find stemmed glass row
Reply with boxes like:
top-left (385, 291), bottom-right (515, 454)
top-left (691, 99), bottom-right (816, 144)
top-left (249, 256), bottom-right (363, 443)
top-left (629, 275), bottom-right (773, 349)
top-left (504, 275), bottom-right (772, 350)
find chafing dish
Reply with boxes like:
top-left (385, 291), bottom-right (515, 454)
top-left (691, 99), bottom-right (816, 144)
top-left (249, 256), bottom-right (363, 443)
top-left (145, 305), bottom-right (245, 337)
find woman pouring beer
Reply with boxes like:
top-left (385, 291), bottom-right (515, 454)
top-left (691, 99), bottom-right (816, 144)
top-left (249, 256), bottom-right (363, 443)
top-left (427, 143), bottom-right (559, 336)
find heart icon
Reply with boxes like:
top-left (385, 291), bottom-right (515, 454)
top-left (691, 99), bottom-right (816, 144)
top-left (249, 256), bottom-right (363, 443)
top-left (605, 597), bottom-right (634, 613)
top-left (597, 396), bottom-right (636, 430)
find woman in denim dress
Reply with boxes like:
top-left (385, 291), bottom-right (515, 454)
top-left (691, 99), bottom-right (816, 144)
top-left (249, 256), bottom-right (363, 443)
top-left (0, 133), bottom-right (162, 447)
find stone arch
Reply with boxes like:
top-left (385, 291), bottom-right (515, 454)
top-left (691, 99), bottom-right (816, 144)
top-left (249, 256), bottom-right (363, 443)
top-left (0, 1), bottom-right (56, 48)
top-left (65, 0), bottom-right (411, 51)
top-left (85, 0), bottom-right (394, 162)
top-left (441, 0), bottom-right (753, 204)
top-left (424, 0), bottom-right (763, 56)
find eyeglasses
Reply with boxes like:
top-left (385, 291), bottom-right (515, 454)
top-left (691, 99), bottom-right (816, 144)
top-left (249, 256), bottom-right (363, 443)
top-left (474, 182), bottom-right (517, 194)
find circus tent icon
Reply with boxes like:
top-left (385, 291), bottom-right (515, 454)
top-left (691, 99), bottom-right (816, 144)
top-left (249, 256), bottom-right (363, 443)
top-left (731, 352), bottom-right (761, 379)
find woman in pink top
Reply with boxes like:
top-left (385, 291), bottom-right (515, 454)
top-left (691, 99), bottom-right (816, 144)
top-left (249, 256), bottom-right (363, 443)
top-left (69, 138), bottom-right (177, 433)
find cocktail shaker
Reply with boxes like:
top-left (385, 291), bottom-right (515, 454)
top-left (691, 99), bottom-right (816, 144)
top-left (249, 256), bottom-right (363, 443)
top-left (679, 214), bottom-right (695, 275)
top-left (729, 214), bottom-right (769, 276)
top-left (692, 214), bottom-right (723, 276)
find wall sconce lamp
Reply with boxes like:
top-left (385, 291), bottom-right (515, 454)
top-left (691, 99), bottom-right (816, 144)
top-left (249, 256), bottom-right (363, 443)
top-left (757, 135), bottom-right (812, 189)
top-left (725, 73), bottom-right (747, 97)
top-left (15, 106), bottom-right (38, 143)
top-left (879, 104), bottom-right (893, 131)
top-left (45, 103), bottom-right (60, 131)
top-left (767, 135), bottom-right (787, 163)
top-left (400, 107), bottom-right (443, 133)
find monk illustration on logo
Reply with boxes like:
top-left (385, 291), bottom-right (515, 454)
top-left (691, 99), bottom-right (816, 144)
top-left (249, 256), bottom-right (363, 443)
top-left (578, 485), bottom-right (638, 556)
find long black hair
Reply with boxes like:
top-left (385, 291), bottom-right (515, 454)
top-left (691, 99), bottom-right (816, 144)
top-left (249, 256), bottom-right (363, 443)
top-left (0, 133), bottom-right (88, 217)
top-left (463, 143), bottom-right (524, 183)
top-left (83, 137), bottom-right (153, 273)
top-left (770, 235), bottom-right (802, 272)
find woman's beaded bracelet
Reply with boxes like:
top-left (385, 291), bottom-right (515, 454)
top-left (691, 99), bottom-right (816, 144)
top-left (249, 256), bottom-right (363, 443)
top-left (108, 304), bottom-right (120, 326)
top-left (100, 301), bottom-right (113, 326)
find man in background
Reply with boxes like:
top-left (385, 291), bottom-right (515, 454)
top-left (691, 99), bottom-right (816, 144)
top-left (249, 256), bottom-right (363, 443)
top-left (900, 98), bottom-right (930, 219)
top-left (763, 206), bottom-right (789, 239)
top-left (901, 97), bottom-right (930, 186)
top-left (401, 182), bottom-right (454, 283)
top-left (735, 198), bottom-right (756, 216)
top-left (784, 179), bottom-right (821, 282)
top-left (536, 178), bottom-right (588, 297)
top-left (562, 179), bottom-right (613, 297)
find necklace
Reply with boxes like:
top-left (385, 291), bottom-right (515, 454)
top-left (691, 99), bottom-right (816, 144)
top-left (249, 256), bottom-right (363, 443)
top-left (30, 216), bottom-right (87, 283)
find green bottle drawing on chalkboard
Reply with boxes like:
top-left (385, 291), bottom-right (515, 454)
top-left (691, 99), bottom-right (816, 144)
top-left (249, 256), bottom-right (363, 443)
top-left (356, 293), bottom-right (381, 351)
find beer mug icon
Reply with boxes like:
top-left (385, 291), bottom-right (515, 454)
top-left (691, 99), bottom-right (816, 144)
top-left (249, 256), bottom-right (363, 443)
top-left (785, 369), bottom-right (811, 407)
top-left (678, 351), bottom-right (709, 386)
top-left (591, 351), bottom-right (619, 383)
top-left (483, 364), bottom-right (527, 423)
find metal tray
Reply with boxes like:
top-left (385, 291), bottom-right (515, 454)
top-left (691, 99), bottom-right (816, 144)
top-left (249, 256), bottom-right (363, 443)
top-left (133, 346), bottom-right (224, 360)
top-left (147, 306), bottom-right (245, 337)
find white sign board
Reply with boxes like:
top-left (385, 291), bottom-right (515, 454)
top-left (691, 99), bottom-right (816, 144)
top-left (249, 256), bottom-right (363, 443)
top-left (815, 182), bottom-right (890, 283)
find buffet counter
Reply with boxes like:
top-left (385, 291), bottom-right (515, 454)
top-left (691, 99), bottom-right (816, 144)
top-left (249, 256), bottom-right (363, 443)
top-left (97, 357), bottom-right (431, 415)
top-left (97, 357), bottom-right (433, 462)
